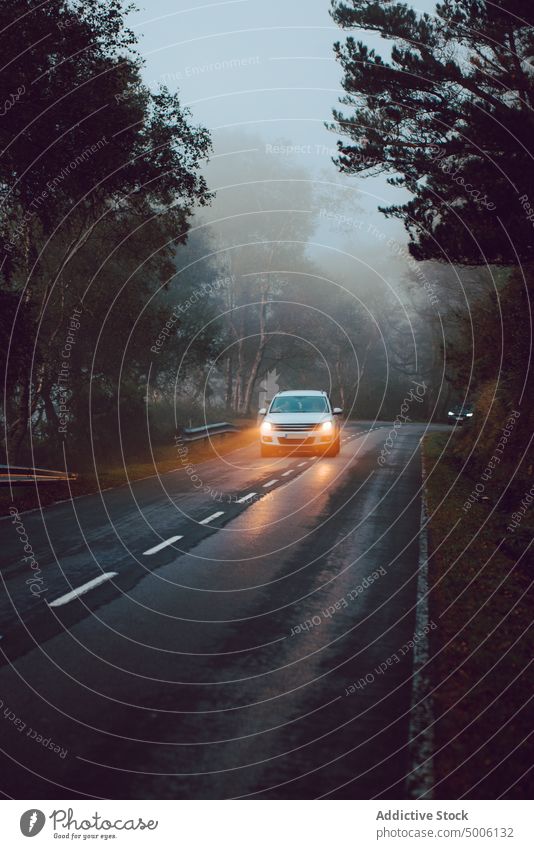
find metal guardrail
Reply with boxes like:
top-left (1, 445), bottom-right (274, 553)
top-left (179, 422), bottom-right (240, 443)
top-left (0, 464), bottom-right (78, 486)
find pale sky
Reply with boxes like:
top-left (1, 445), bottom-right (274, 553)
top-left (128, 0), bottom-right (436, 277)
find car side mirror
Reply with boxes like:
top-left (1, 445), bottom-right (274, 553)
top-left (333, 407), bottom-right (343, 415)
top-left (258, 407), bottom-right (267, 416)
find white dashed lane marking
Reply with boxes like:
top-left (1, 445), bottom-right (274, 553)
top-left (38, 428), bottom-right (379, 611)
top-left (199, 511), bottom-right (225, 525)
top-left (237, 492), bottom-right (256, 504)
top-left (143, 535), bottom-right (183, 555)
top-left (47, 572), bottom-right (118, 608)
top-left (141, 441), bottom-right (358, 559)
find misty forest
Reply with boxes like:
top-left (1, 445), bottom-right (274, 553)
top-left (1, 0), bottom-right (529, 502)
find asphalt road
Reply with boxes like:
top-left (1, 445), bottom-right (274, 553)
top-left (0, 421), bottom-right (441, 799)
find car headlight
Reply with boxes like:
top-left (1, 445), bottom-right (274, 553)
top-left (321, 420), bottom-right (333, 433)
top-left (466, 412), bottom-right (473, 417)
top-left (260, 420), bottom-right (272, 435)
top-left (448, 411), bottom-right (454, 415)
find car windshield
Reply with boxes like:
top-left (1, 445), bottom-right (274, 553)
top-left (269, 395), bottom-right (328, 413)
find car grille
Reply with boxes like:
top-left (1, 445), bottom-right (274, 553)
top-left (278, 436), bottom-right (317, 445)
top-left (270, 423), bottom-right (320, 432)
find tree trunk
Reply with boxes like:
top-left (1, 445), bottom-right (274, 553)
top-left (356, 330), bottom-right (377, 392)
top-left (9, 380), bottom-right (31, 464)
top-left (224, 353), bottom-right (234, 410)
top-left (9, 363), bottom-right (44, 463)
top-left (335, 349), bottom-right (345, 409)
top-left (240, 289), bottom-right (268, 415)
top-left (233, 340), bottom-right (245, 412)
top-left (41, 377), bottom-right (62, 456)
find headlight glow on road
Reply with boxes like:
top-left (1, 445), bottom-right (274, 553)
top-left (260, 420), bottom-right (272, 435)
top-left (321, 420), bottom-right (333, 433)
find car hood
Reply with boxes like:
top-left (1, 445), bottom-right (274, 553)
top-left (265, 412), bottom-right (331, 424)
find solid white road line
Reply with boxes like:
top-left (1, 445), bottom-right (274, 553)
top-left (281, 470), bottom-right (293, 476)
top-left (143, 535), bottom-right (183, 555)
top-left (237, 492), bottom-right (256, 504)
top-left (199, 511), bottom-right (225, 524)
top-left (263, 479), bottom-right (278, 488)
top-left (406, 446), bottom-right (434, 798)
top-left (47, 572), bottom-right (118, 608)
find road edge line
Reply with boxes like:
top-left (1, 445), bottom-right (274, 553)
top-left (405, 438), bottom-right (435, 799)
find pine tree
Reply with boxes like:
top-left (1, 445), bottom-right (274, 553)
top-left (330, 0), bottom-right (534, 264)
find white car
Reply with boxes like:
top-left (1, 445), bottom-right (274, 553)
top-left (258, 390), bottom-right (342, 457)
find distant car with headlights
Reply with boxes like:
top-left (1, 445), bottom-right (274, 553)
top-left (258, 390), bottom-right (342, 457)
top-left (447, 404), bottom-right (474, 424)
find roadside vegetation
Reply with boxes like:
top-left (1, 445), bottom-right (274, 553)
top-left (0, 423), bottom-right (257, 516)
top-left (424, 432), bottom-right (533, 797)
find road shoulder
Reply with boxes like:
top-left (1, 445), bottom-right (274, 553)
top-left (423, 432), bottom-right (534, 798)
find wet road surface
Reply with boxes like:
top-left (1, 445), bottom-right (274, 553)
top-left (0, 421), bottom-right (441, 799)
